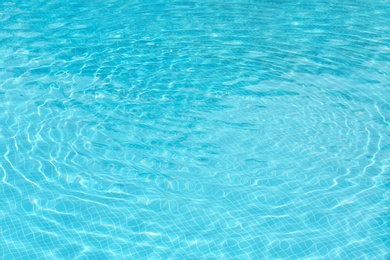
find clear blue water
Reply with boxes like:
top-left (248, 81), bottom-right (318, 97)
top-left (1, 0), bottom-right (389, 259)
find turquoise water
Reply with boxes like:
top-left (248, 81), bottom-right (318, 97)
top-left (1, 0), bottom-right (389, 259)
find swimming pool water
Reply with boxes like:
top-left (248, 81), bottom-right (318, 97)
top-left (1, 0), bottom-right (389, 259)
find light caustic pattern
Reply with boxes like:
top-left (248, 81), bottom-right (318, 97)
top-left (0, 0), bottom-right (389, 259)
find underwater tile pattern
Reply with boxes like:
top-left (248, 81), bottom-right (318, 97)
top-left (0, 0), bottom-right (389, 259)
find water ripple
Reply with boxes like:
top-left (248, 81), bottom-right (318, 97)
top-left (1, 0), bottom-right (389, 259)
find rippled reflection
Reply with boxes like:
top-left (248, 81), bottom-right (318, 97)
top-left (0, 1), bottom-right (389, 259)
